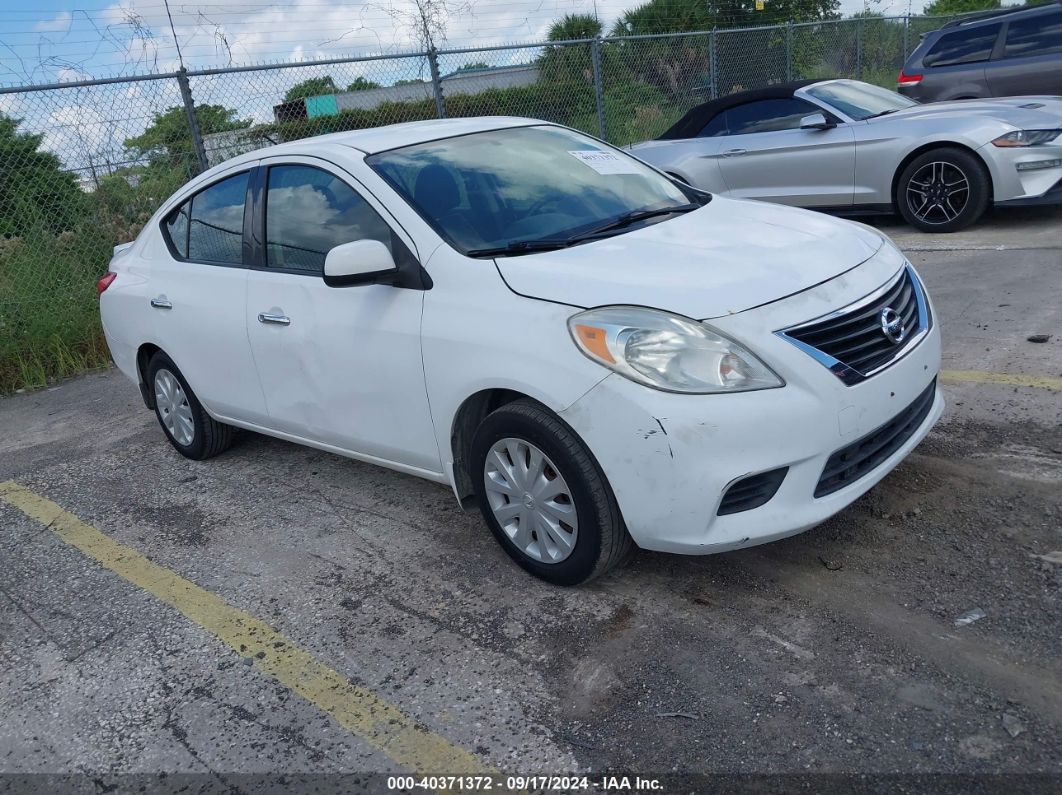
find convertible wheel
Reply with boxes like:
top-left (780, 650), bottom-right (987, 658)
top-left (896, 147), bottom-right (990, 233)
top-left (471, 399), bottom-right (633, 586)
top-left (147, 352), bottom-right (234, 460)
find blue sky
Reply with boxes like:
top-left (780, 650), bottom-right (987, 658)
top-left (0, 0), bottom-right (945, 87)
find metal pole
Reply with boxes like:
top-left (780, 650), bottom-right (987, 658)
top-left (903, 14), bottom-right (911, 59)
top-left (786, 20), bottom-right (793, 82)
top-left (709, 28), bottom-right (718, 99)
top-left (590, 38), bottom-right (607, 141)
top-left (176, 68), bottom-right (208, 174)
top-left (856, 18), bottom-right (864, 80)
top-left (428, 48), bottom-right (446, 119)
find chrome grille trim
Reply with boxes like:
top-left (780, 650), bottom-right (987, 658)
top-left (775, 264), bottom-right (931, 386)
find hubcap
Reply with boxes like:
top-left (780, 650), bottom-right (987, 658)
top-left (906, 161), bottom-right (969, 225)
top-left (154, 368), bottom-right (195, 447)
top-left (484, 438), bottom-right (579, 564)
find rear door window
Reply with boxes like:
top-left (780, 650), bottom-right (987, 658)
top-left (187, 172), bottom-right (249, 265)
top-left (1004, 12), bottom-right (1062, 59)
top-left (924, 24), bottom-right (1001, 67)
top-left (697, 112), bottom-right (729, 137)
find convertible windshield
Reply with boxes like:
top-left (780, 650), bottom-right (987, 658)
top-left (367, 125), bottom-right (699, 256)
top-left (806, 80), bottom-right (917, 121)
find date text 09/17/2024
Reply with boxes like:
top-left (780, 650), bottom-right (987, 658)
top-left (386, 775), bottom-right (664, 791)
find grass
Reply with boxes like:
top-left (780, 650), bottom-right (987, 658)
top-left (0, 226), bottom-right (114, 394)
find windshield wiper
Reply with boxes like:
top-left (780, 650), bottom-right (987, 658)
top-left (865, 108), bottom-right (900, 120)
top-left (465, 238), bottom-right (573, 258)
top-left (565, 203), bottom-right (700, 242)
top-left (465, 203), bottom-right (701, 258)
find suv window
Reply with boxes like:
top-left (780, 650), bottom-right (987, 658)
top-left (724, 99), bottom-right (818, 135)
top-left (264, 165), bottom-right (395, 274)
top-left (924, 24), bottom-right (1001, 67)
top-left (1004, 12), bottom-right (1062, 59)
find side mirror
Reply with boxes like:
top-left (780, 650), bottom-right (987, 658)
top-left (323, 239), bottom-right (398, 288)
top-left (800, 112), bottom-right (835, 130)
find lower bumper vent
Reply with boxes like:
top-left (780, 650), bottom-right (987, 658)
top-left (718, 467), bottom-right (788, 516)
top-left (815, 378), bottom-right (937, 498)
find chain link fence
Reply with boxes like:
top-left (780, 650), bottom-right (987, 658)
top-left (0, 14), bottom-right (958, 392)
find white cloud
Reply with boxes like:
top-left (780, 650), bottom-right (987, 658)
top-left (34, 11), bottom-right (73, 33)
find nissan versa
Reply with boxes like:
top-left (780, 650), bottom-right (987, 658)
top-left (98, 118), bottom-right (943, 585)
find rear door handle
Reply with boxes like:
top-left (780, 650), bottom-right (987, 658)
top-left (258, 312), bottom-right (291, 326)
top-left (150, 298), bottom-right (172, 309)
top-left (723, 148), bottom-right (747, 157)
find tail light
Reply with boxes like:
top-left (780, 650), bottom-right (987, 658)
top-left (897, 71), bottom-right (922, 87)
top-left (97, 272), bottom-right (117, 296)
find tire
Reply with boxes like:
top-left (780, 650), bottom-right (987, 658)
top-left (470, 399), bottom-right (633, 586)
top-left (146, 352), bottom-right (233, 461)
top-left (895, 147), bottom-right (990, 233)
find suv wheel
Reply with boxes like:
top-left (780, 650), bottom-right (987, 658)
top-left (147, 352), bottom-right (234, 460)
top-left (896, 147), bottom-right (990, 233)
top-left (470, 399), bottom-right (633, 585)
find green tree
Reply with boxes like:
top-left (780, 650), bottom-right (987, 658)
top-left (124, 105), bottom-right (251, 170)
top-left (283, 75), bottom-right (338, 102)
top-left (548, 12), bottom-right (603, 40)
top-left (346, 76), bottom-right (381, 91)
top-left (923, 0), bottom-right (999, 14)
top-left (0, 113), bottom-right (87, 237)
top-left (539, 14), bottom-right (603, 86)
top-left (394, 78), bottom-right (425, 85)
top-left (455, 61), bottom-right (491, 72)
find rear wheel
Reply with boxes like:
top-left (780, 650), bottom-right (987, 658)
top-left (147, 352), bottom-right (233, 460)
top-left (896, 147), bottom-right (990, 233)
top-left (470, 399), bottom-right (633, 585)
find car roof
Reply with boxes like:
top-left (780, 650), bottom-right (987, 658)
top-left (937, 0), bottom-right (1060, 32)
top-left (656, 79), bottom-right (826, 140)
top-left (223, 116), bottom-right (539, 168)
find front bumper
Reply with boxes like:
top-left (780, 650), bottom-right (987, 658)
top-left (981, 140), bottom-right (1062, 205)
top-left (559, 252), bottom-right (943, 555)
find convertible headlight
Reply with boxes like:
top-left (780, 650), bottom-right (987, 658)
top-left (991, 130), bottom-right (1062, 147)
top-left (568, 306), bottom-right (783, 394)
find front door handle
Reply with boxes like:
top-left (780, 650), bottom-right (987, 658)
top-left (258, 312), bottom-right (291, 326)
top-left (723, 148), bottom-right (747, 157)
top-left (150, 298), bottom-right (172, 309)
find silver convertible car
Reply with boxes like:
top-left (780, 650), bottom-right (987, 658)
top-left (630, 79), bottom-right (1062, 232)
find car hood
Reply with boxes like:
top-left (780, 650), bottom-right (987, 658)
top-left (494, 196), bottom-right (883, 319)
top-left (874, 96), bottom-right (1062, 128)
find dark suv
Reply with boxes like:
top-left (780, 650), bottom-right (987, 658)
top-left (898, 2), bottom-right (1062, 102)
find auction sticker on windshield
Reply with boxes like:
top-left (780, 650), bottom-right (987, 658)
top-left (568, 150), bottom-right (642, 175)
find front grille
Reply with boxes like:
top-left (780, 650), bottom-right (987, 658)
top-left (815, 378), bottom-right (937, 498)
top-left (718, 467), bottom-right (788, 515)
top-left (780, 265), bottom-right (928, 385)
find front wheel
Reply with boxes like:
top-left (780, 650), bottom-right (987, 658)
top-left (470, 399), bottom-right (633, 585)
top-left (896, 147), bottom-right (990, 233)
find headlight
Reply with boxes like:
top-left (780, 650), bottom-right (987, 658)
top-left (991, 130), bottom-right (1061, 147)
top-left (568, 306), bottom-right (784, 394)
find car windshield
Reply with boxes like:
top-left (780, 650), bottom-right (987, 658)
top-left (806, 80), bottom-right (917, 121)
top-left (367, 125), bottom-right (700, 256)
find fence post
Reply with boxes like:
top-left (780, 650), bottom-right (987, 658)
top-left (428, 48), bottom-right (446, 119)
top-left (176, 68), bottom-right (208, 174)
top-left (590, 37), bottom-right (607, 141)
top-left (856, 17), bottom-right (864, 80)
top-left (903, 14), bottom-right (911, 59)
top-left (786, 20), bottom-right (793, 82)
top-left (709, 28), bottom-right (718, 100)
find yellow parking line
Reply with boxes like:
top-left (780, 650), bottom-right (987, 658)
top-left (0, 480), bottom-right (493, 779)
top-left (940, 370), bottom-right (1062, 392)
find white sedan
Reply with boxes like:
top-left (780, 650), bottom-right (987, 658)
top-left (99, 117), bottom-right (943, 585)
